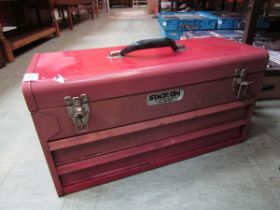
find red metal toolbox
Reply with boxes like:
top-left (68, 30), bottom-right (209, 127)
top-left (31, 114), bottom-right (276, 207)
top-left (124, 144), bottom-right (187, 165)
top-left (22, 37), bottom-right (268, 196)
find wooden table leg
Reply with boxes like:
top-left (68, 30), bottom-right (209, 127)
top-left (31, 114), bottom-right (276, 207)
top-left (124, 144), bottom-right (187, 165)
top-left (243, 0), bottom-right (267, 44)
top-left (61, 8), bottom-right (66, 22)
top-left (90, 2), bottom-right (94, 19)
top-left (51, 9), bottom-right (60, 37)
top-left (264, 0), bottom-right (272, 16)
top-left (0, 45), bottom-right (6, 68)
top-left (232, 0), bottom-right (237, 11)
top-left (0, 24), bottom-right (14, 62)
top-left (67, 5), bottom-right (74, 30)
top-left (104, 0), bottom-right (108, 12)
top-left (95, 0), bottom-right (99, 18)
top-left (220, 0), bottom-right (225, 10)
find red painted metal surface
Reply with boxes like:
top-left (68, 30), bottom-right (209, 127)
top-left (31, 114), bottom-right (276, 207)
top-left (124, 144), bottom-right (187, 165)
top-left (31, 74), bottom-right (264, 141)
top-left (22, 38), bottom-right (268, 196)
top-left (23, 37), bottom-right (267, 111)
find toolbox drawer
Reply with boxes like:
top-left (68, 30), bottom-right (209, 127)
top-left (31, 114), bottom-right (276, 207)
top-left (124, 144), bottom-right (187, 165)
top-left (51, 103), bottom-right (249, 166)
top-left (60, 126), bottom-right (242, 190)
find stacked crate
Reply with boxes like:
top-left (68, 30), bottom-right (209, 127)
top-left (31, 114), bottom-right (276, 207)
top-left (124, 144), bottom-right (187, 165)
top-left (158, 12), bottom-right (217, 40)
top-left (204, 11), bottom-right (270, 30)
top-left (158, 11), bottom-right (271, 40)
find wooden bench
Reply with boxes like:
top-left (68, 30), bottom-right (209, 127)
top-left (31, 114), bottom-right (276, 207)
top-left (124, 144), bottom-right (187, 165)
top-left (54, 0), bottom-right (99, 30)
top-left (0, 0), bottom-right (60, 63)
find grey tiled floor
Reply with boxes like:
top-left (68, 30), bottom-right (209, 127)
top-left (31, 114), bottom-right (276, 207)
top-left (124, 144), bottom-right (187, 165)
top-left (0, 8), bottom-right (280, 210)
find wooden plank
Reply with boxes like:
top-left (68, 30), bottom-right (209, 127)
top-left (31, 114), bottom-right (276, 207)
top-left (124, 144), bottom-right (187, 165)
top-left (10, 27), bottom-right (56, 50)
top-left (243, 0), bottom-right (267, 45)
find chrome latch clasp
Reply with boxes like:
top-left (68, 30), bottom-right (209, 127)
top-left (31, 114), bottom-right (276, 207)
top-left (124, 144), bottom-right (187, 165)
top-left (64, 94), bottom-right (90, 132)
top-left (232, 69), bottom-right (253, 99)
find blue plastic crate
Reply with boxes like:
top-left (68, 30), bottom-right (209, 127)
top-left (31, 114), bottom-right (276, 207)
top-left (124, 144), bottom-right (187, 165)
top-left (160, 26), bottom-right (184, 40)
top-left (200, 12), bottom-right (270, 30)
top-left (200, 11), bottom-right (242, 29)
top-left (158, 11), bottom-right (217, 31)
top-left (237, 17), bottom-right (270, 29)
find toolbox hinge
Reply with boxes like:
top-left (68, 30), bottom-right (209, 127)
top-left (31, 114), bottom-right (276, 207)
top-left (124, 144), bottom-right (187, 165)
top-left (64, 94), bottom-right (90, 132)
top-left (232, 69), bottom-right (253, 99)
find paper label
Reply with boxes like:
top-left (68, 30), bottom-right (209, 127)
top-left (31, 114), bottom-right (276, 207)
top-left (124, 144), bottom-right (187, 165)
top-left (23, 73), bottom-right (39, 82)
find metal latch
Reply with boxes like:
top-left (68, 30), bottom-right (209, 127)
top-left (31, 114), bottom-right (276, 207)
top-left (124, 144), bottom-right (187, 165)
top-left (232, 69), bottom-right (253, 99)
top-left (64, 94), bottom-right (90, 132)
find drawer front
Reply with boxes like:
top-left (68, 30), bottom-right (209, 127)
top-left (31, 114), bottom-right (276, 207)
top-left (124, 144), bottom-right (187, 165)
top-left (52, 105), bottom-right (248, 166)
top-left (59, 127), bottom-right (242, 188)
top-left (46, 99), bottom-right (253, 195)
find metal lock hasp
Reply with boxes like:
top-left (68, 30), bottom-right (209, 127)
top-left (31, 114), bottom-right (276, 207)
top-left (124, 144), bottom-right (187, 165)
top-left (64, 94), bottom-right (90, 132)
top-left (232, 69), bottom-right (253, 99)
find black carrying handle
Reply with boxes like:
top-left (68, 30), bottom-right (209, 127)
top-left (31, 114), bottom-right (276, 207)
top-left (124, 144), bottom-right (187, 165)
top-left (110, 38), bottom-right (185, 57)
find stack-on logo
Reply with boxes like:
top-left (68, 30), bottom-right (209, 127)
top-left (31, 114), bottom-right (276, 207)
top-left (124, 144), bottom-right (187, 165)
top-left (147, 89), bottom-right (184, 106)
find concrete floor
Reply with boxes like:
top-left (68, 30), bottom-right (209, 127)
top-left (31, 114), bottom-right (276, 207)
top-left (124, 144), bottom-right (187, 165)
top-left (0, 8), bottom-right (280, 210)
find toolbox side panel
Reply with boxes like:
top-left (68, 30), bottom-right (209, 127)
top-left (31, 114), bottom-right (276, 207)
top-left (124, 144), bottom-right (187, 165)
top-left (32, 72), bottom-right (264, 141)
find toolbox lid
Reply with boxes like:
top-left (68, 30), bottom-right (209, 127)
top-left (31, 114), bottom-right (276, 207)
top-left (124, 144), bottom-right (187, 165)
top-left (22, 37), bottom-right (268, 111)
